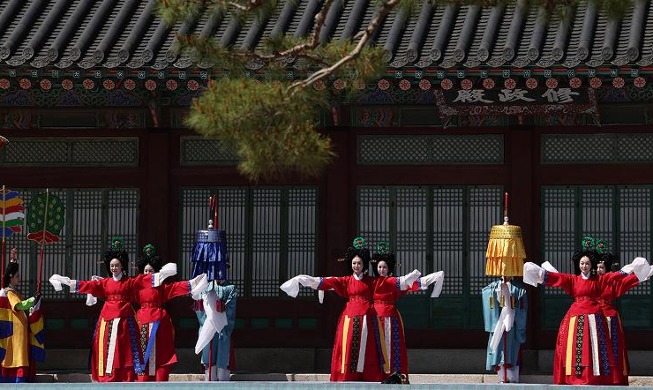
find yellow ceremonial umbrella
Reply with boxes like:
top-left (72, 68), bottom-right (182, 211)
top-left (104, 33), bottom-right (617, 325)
top-left (485, 193), bottom-right (526, 277)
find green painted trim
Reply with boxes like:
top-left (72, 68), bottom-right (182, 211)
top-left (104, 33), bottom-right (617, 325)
top-left (297, 318), bottom-right (317, 329)
top-left (46, 318), bottom-right (65, 330)
top-left (250, 318), bottom-right (270, 329)
top-left (235, 318), bottom-right (246, 329)
top-left (274, 318), bottom-right (292, 329)
top-left (70, 318), bottom-right (89, 330)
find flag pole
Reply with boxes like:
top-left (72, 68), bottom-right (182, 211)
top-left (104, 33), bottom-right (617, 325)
top-left (1, 184), bottom-right (6, 286)
top-left (36, 189), bottom-right (50, 293)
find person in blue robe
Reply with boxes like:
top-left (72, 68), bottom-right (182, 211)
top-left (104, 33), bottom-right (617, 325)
top-left (190, 225), bottom-right (237, 381)
top-left (196, 280), bottom-right (237, 381)
top-left (482, 277), bottom-right (527, 383)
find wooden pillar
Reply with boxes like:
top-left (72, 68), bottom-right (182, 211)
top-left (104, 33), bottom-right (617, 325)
top-left (323, 129), bottom-right (352, 276)
top-left (141, 129), bottom-right (171, 255)
top-left (320, 128), bottom-right (352, 341)
top-left (506, 125), bottom-right (537, 349)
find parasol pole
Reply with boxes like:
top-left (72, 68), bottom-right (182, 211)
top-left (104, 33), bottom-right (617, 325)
top-left (503, 192), bottom-right (509, 225)
top-left (209, 194), bottom-right (219, 230)
top-left (36, 189), bottom-right (50, 293)
top-left (208, 342), bottom-right (213, 381)
top-left (0, 138), bottom-right (8, 282)
top-left (214, 193), bottom-right (218, 230)
top-left (207, 194), bottom-right (215, 381)
top-left (1, 185), bottom-right (6, 286)
top-left (502, 192), bottom-right (510, 383)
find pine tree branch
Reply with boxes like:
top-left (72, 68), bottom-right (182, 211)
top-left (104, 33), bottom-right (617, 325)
top-left (223, 0), bottom-right (268, 11)
top-left (277, 0), bottom-right (334, 57)
top-left (290, 0), bottom-right (401, 91)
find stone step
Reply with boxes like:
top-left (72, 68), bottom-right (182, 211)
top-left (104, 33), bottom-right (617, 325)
top-left (33, 373), bottom-right (653, 385)
top-left (37, 348), bottom-right (653, 376)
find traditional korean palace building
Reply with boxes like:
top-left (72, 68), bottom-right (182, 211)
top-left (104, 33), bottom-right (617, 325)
top-left (1, 0), bottom-right (653, 369)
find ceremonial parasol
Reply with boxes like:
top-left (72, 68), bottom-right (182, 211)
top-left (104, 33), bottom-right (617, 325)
top-left (485, 193), bottom-right (527, 381)
top-left (485, 193), bottom-right (526, 277)
top-left (190, 194), bottom-right (230, 281)
top-left (192, 194), bottom-right (230, 381)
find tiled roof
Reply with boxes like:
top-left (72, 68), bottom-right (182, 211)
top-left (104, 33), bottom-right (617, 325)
top-left (0, 0), bottom-right (651, 71)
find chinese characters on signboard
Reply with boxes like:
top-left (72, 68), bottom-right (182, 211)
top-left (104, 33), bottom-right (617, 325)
top-left (435, 86), bottom-right (599, 127)
top-left (448, 88), bottom-right (585, 105)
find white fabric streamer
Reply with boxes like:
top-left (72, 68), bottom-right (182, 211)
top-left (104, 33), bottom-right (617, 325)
top-left (625, 257), bottom-right (650, 282)
top-left (418, 271), bottom-right (444, 297)
top-left (194, 291), bottom-right (228, 354)
top-left (85, 275), bottom-right (103, 306)
top-left (280, 275), bottom-right (321, 297)
top-left (105, 318), bottom-right (121, 375)
top-left (489, 281), bottom-right (515, 351)
top-left (190, 274), bottom-right (209, 300)
top-left (588, 314), bottom-right (600, 376)
top-left (49, 274), bottom-right (72, 291)
top-left (398, 270), bottom-right (421, 290)
top-left (523, 262), bottom-right (545, 287)
top-left (153, 263), bottom-right (177, 287)
top-left (356, 315), bottom-right (368, 373)
top-left (541, 261), bottom-right (559, 273)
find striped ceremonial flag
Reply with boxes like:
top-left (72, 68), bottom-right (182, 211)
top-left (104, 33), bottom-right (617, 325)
top-left (0, 190), bottom-right (25, 237)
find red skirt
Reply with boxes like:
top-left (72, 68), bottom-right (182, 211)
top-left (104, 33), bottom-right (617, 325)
top-left (91, 316), bottom-right (140, 382)
top-left (603, 314), bottom-right (629, 385)
top-left (373, 314), bottom-right (408, 381)
top-left (553, 312), bottom-right (616, 385)
top-left (329, 312), bottom-right (382, 382)
top-left (136, 314), bottom-right (178, 381)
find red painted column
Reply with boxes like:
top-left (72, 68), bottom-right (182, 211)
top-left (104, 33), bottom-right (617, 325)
top-left (506, 125), bottom-right (537, 350)
top-left (323, 129), bottom-right (352, 276)
top-left (320, 128), bottom-right (352, 343)
top-left (141, 129), bottom-right (170, 256)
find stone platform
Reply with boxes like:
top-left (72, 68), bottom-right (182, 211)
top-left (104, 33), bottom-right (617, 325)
top-left (20, 374), bottom-right (653, 389)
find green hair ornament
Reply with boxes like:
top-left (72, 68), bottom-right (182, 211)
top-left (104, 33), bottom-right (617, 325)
top-left (142, 244), bottom-right (157, 257)
top-left (111, 236), bottom-right (124, 250)
top-left (581, 236), bottom-right (595, 251)
top-left (595, 239), bottom-right (608, 254)
top-left (377, 241), bottom-right (390, 255)
top-left (352, 236), bottom-right (366, 250)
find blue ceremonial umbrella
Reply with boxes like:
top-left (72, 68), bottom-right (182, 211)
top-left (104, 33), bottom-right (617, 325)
top-left (190, 228), bottom-right (229, 281)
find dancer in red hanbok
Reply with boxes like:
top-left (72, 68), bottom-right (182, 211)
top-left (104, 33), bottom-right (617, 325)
top-left (49, 238), bottom-right (177, 382)
top-left (134, 244), bottom-right (207, 381)
top-left (524, 236), bottom-right (649, 385)
top-left (369, 242), bottom-right (443, 383)
top-left (281, 237), bottom-right (421, 382)
top-left (595, 249), bottom-right (640, 385)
